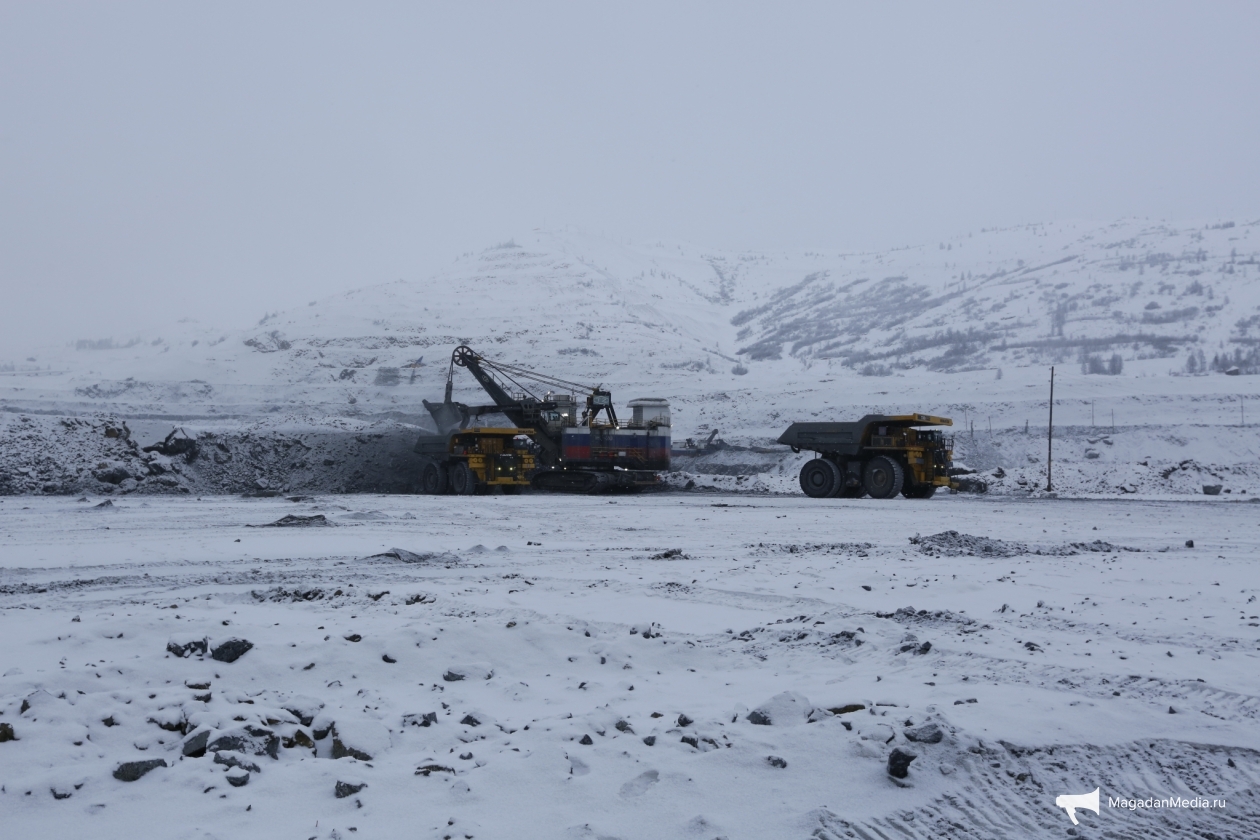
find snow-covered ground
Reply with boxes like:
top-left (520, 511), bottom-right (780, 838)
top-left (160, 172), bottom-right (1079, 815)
top-left (1, 220), bottom-right (1259, 837)
top-left (2, 492), bottom-right (1258, 839)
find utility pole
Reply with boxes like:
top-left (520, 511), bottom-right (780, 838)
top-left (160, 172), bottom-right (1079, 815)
top-left (1046, 366), bottom-right (1055, 492)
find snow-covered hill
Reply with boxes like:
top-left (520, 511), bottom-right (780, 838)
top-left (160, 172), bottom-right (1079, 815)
top-left (2, 221), bottom-right (1259, 497)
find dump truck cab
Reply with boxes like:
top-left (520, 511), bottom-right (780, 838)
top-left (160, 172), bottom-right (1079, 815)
top-left (778, 413), bottom-right (956, 499)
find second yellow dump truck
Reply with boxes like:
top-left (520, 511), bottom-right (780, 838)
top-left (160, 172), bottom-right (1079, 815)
top-left (778, 414), bottom-right (957, 499)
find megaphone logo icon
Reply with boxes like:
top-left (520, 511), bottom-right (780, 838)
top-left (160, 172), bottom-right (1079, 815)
top-left (1055, 787), bottom-right (1100, 825)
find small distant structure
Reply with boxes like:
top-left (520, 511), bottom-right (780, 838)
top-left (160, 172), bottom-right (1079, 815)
top-left (403, 356), bottom-right (425, 384)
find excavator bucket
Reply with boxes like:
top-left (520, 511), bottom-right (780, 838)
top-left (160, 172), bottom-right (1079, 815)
top-left (423, 397), bottom-right (466, 436)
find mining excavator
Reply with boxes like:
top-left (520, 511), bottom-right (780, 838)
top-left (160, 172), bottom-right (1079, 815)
top-left (415, 345), bottom-right (670, 493)
top-left (778, 413), bottom-right (957, 499)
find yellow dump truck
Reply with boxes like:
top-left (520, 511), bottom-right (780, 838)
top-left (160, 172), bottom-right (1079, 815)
top-left (778, 413), bottom-right (957, 499)
top-left (413, 428), bottom-right (536, 495)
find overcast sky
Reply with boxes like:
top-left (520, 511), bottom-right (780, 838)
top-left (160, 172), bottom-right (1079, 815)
top-left (2, 2), bottom-right (1258, 355)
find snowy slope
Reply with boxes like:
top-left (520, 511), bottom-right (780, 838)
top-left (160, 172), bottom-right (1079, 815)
top-left (2, 221), bottom-right (1259, 497)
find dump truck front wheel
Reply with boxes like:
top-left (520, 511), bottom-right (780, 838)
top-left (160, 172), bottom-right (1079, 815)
top-left (800, 458), bottom-right (841, 498)
top-left (421, 460), bottom-right (449, 495)
top-left (902, 483), bottom-right (937, 499)
top-left (863, 456), bottom-right (904, 499)
top-left (450, 461), bottom-right (477, 495)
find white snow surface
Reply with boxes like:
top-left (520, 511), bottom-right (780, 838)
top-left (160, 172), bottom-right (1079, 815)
top-left (1, 493), bottom-right (1258, 838)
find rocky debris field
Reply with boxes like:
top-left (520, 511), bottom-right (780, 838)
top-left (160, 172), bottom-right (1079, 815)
top-left (1, 492), bottom-right (1258, 839)
top-left (0, 413), bottom-right (425, 497)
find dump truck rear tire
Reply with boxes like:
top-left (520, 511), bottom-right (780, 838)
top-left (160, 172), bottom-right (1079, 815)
top-left (863, 456), bottom-right (904, 499)
top-left (800, 458), bottom-right (840, 498)
top-left (902, 483), bottom-right (936, 499)
top-left (450, 461), bottom-right (476, 495)
top-left (421, 460), bottom-right (449, 495)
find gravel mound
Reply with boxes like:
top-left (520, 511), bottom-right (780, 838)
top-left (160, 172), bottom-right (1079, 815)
top-left (910, 531), bottom-right (1027, 557)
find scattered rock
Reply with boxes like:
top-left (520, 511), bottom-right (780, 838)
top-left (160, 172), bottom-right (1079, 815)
top-left (210, 638), bottom-right (253, 663)
top-left (615, 720), bottom-right (634, 734)
top-left (442, 664), bottom-right (492, 681)
top-left (166, 636), bottom-right (208, 658)
top-left (828, 704), bottom-right (865, 715)
top-left (0, 722), bottom-right (15, 742)
top-left (182, 729), bottom-right (210, 757)
top-left (335, 781), bottom-right (367, 798)
top-left (209, 727), bottom-right (279, 759)
top-left (371, 547), bottom-right (439, 563)
top-left (415, 764), bottom-right (454, 777)
top-left (651, 548), bottom-right (688, 560)
top-left (1202, 485), bottom-right (1222, 496)
top-left (642, 735), bottom-right (656, 746)
top-left (94, 499), bottom-right (115, 508)
top-left (282, 729), bottom-right (316, 750)
top-left (746, 691), bottom-right (811, 726)
top-left (887, 748), bottom-right (917, 779)
top-left (579, 734), bottom-right (594, 745)
top-left (404, 712), bottom-right (438, 728)
top-left (1185, 539), bottom-right (1194, 548)
top-left (904, 723), bottom-right (944, 744)
top-left (328, 720), bottom-right (390, 761)
top-left (676, 713), bottom-right (693, 727)
top-left (332, 738), bottom-right (373, 761)
top-left (214, 752), bottom-right (261, 773)
top-left (766, 756), bottom-right (787, 768)
top-left (258, 514), bottom-right (330, 527)
top-left (344, 634), bottom-right (362, 643)
top-left (113, 759), bottom-right (167, 782)
top-left (460, 715), bottom-right (481, 727)
top-left (226, 769), bottom-right (250, 787)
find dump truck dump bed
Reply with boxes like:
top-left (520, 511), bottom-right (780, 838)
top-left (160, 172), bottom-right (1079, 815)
top-left (777, 414), bottom-right (952, 455)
